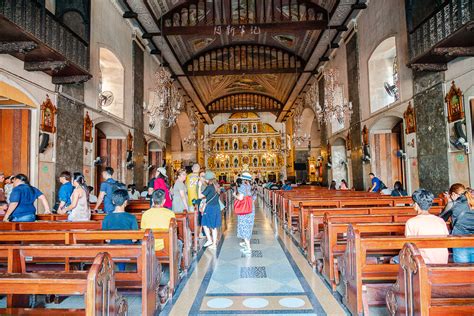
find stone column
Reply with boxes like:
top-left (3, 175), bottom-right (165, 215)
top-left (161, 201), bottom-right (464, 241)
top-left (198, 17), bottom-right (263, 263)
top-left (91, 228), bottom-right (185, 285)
top-left (55, 84), bottom-right (85, 192)
top-left (346, 33), bottom-right (364, 190)
top-left (413, 71), bottom-right (449, 194)
top-left (132, 41), bottom-right (145, 188)
top-left (318, 77), bottom-right (329, 187)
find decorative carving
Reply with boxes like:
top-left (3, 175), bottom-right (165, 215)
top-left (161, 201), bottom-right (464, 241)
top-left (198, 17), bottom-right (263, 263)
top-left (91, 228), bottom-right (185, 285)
top-left (24, 61), bottom-right (68, 73)
top-left (52, 75), bottom-right (92, 85)
top-left (386, 280), bottom-right (399, 315)
top-left (433, 46), bottom-right (474, 57)
top-left (362, 125), bottom-right (369, 146)
top-left (403, 102), bottom-right (416, 134)
top-left (445, 81), bottom-right (464, 123)
top-left (0, 41), bottom-right (37, 54)
top-left (83, 111), bottom-right (93, 142)
top-left (127, 130), bottom-right (134, 151)
top-left (40, 95), bottom-right (57, 133)
top-left (410, 63), bottom-right (447, 72)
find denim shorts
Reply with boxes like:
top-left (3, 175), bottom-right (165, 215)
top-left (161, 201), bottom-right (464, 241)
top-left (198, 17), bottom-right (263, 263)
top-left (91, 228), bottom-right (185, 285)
top-left (11, 213), bottom-right (36, 222)
top-left (453, 247), bottom-right (474, 263)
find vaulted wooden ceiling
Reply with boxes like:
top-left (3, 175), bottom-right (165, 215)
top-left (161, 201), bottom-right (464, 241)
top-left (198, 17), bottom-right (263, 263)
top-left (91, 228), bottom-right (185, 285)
top-left (122, 0), bottom-right (367, 123)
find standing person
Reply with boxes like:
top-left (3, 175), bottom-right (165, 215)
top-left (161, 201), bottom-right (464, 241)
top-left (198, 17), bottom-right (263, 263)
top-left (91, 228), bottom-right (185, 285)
top-left (369, 173), bottom-right (383, 192)
top-left (58, 172), bottom-right (91, 221)
top-left (146, 167), bottom-right (156, 203)
top-left (57, 171), bottom-right (73, 213)
top-left (102, 189), bottom-right (139, 271)
top-left (234, 172), bottom-right (256, 255)
top-left (186, 164), bottom-right (200, 211)
top-left (3, 174), bottom-right (51, 222)
top-left (93, 167), bottom-right (120, 214)
top-left (172, 169), bottom-right (189, 214)
top-left (439, 183), bottom-right (474, 263)
top-left (198, 171), bottom-right (222, 249)
top-left (154, 167), bottom-right (172, 209)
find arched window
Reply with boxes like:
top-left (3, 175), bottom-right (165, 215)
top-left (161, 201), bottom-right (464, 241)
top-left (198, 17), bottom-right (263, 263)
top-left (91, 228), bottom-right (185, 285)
top-left (99, 48), bottom-right (125, 118)
top-left (253, 140), bottom-right (258, 150)
top-left (252, 124), bottom-right (257, 133)
top-left (224, 141), bottom-right (229, 150)
top-left (233, 124), bottom-right (238, 133)
top-left (234, 157), bottom-right (239, 167)
top-left (368, 37), bottom-right (399, 113)
top-left (253, 157), bottom-right (258, 167)
top-left (233, 141), bottom-right (238, 150)
top-left (262, 140), bottom-right (266, 149)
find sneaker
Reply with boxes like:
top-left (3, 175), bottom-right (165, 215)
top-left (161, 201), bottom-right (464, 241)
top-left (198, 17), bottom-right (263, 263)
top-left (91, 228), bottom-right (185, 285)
top-left (208, 244), bottom-right (217, 250)
top-left (242, 248), bottom-right (252, 255)
top-left (203, 240), bottom-right (213, 247)
top-left (239, 242), bottom-right (247, 248)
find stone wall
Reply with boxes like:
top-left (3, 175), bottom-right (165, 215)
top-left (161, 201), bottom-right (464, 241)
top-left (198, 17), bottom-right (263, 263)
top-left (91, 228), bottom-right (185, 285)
top-left (346, 33), bottom-right (364, 190)
top-left (55, 84), bottom-right (85, 196)
top-left (413, 71), bottom-right (449, 194)
top-left (132, 41), bottom-right (145, 189)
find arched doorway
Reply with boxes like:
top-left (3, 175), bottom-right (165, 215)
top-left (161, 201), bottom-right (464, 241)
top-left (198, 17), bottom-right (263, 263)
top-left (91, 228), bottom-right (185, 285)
top-left (148, 140), bottom-right (163, 180)
top-left (0, 80), bottom-right (37, 179)
top-left (94, 121), bottom-right (126, 192)
top-left (369, 116), bottom-right (405, 189)
top-left (330, 137), bottom-right (348, 186)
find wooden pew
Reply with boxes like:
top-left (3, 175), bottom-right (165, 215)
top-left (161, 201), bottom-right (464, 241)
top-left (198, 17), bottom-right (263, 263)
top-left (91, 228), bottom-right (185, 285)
top-left (0, 231), bottom-right (159, 316)
top-left (386, 242), bottom-right (474, 316)
top-left (341, 225), bottom-right (474, 316)
top-left (0, 252), bottom-right (127, 316)
top-left (0, 221), bottom-right (102, 231)
top-left (321, 219), bottom-right (407, 290)
top-left (305, 206), bottom-right (444, 265)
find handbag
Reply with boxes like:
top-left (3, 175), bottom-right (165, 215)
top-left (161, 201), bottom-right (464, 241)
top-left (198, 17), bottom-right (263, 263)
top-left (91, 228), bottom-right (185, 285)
top-left (234, 196), bottom-right (252, 215)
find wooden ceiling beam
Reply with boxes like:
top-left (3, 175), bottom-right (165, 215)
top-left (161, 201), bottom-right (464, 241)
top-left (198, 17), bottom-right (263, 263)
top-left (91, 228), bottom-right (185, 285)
top-left (184, 68), bottom-right (306, 76)
top-left (162, 20), bottom-right (330, 36)
top-left (0, 41), bottom-right (37, 54)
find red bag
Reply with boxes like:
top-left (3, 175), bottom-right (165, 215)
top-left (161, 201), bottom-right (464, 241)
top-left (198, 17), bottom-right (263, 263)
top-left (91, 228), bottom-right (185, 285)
top-left (234, 196), bottom-right (252, 215)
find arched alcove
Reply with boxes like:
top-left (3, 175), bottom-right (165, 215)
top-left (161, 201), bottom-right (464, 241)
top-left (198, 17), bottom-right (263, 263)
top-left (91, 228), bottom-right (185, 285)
top-left (368, 37), bottom-right (399, 113)
top-left (369, 115), bottom-right (405, 189)
top-left (331, 137), bottom-right (348, 184)
top-left (99, 48), bottom-right (125, 118)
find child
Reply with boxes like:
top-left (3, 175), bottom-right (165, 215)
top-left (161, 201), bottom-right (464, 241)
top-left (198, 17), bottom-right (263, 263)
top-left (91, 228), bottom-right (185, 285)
top-left (102, 189), bottom-right (139, 270)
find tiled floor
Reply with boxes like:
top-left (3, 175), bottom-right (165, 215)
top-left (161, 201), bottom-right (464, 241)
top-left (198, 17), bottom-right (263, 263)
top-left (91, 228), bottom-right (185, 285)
top-left (165, 199), bottom-right (347, 315)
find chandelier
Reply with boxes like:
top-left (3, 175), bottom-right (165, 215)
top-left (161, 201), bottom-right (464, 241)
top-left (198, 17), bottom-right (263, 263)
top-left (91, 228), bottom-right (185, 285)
top-left (308, 69), bottom-right (352, 125)
top-left (145, 66), bottom-right (184, 128)
top-left (183, 109), bottom-right (198, 147)
top-left (292, 105), bottom-right (311, 146)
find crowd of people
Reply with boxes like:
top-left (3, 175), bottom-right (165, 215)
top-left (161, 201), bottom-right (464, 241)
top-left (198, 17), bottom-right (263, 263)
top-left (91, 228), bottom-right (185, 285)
top-left (0, 166), bottom-right (258, 257)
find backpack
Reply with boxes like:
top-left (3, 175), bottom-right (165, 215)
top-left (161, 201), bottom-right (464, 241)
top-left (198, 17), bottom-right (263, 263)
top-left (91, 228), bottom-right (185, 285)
top-left (109, 180), bottom-right (126, 193)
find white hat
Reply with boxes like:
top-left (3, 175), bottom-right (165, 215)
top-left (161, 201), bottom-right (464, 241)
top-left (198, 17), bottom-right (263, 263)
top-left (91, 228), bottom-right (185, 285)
top-left (239, 172), bottom-right (253, 181)
top-left (157, 167), bottom-right (168, 177)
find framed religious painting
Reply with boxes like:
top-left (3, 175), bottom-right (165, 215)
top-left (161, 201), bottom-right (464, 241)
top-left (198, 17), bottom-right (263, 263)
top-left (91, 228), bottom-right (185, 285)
top-left (83, 111), bottom-right (93, 142)
top-left (40, 95), bottom-right (57, 133)
top-left (362, 125), bottom-right (369, 146)
top-left (445, 81), bottom-right (464, 123)
top-left (403, 102), bottom-right (416, 134)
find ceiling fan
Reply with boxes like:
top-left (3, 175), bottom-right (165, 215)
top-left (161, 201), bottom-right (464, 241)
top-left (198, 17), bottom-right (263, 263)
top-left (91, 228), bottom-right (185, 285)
top-left (98, 90), bottom-right (114, 108)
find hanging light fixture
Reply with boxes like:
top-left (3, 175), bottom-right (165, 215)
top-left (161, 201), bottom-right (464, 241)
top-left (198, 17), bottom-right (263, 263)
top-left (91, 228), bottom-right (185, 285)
top-left (312, 68), bottom-right (352, 125)
top-left (183, 108), bottom-right (199, 146)
top-left (292, 103), bottom-right (311, 146)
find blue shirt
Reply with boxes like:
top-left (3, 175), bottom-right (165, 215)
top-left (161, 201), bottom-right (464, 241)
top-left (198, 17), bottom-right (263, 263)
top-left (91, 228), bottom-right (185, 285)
top-left (371, 177), bottom-right (382, 192)
top-left (100, 178), bottom-right (117, 213)
top-left (9, 184), bottom-right (43, 217)
top-left (58, 182), bottom-right (73, 206)
top-left (102, 212), bottom-right (139, 244)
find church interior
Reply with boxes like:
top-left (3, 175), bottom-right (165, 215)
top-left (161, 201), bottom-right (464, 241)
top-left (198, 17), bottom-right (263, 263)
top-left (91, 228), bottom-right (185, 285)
top-left (0, 0), bottom-right (474, 315)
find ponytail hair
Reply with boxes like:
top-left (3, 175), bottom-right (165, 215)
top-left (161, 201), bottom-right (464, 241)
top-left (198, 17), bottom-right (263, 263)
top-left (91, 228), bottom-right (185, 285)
top-left (73, 172), bottom-right (89, 199)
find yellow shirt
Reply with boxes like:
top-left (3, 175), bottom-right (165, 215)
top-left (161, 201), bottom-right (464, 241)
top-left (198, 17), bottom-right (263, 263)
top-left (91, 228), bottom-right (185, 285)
top-left (186, 173), bottom-right (200, 207)
top-left (140, 207), bottom-right (175, 251)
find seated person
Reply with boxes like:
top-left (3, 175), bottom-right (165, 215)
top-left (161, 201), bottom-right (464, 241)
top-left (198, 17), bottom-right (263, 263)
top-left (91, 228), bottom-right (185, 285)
top-left (102, 189), bottom-right (139, 270)
top-left (87, 186), bottom-right (98, 203)
top-left (397, 189), bottom-right (449, 264)
top-left (0, 201), bottom-right (8, 216)
top-left (391, 181), bottom-right (408, 197)
top-left (282, 180), bottom-right (292, 191)
top-left (141, 189), bottom-right (183, 285)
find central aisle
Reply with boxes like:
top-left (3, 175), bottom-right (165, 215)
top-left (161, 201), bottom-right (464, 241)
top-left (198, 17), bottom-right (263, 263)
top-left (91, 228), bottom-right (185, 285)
top-left (166, 200), bottom-right (347, 315)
